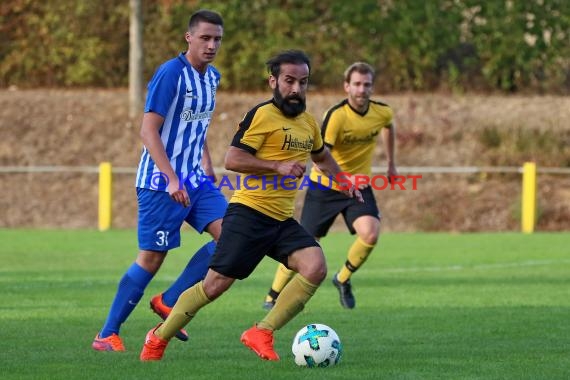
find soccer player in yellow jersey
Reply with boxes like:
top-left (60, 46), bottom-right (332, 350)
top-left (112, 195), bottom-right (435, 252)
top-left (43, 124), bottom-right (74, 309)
top-left (263, 62), bottom-right (398, 310)
top-left (140, 50), bottom-right (362, 361)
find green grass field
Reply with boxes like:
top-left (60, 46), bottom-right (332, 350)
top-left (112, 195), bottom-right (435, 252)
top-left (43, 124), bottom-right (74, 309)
top-left (1, 229), bottom-right (569, 380)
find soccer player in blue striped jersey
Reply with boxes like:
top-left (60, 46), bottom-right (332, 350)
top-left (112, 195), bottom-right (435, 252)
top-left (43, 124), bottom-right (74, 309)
top-left (92, 9), bottom-right (228, 352)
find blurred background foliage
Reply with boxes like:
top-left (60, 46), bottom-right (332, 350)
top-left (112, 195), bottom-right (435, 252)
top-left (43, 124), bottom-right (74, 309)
top-left (1, 0), bottom-right (569, 93)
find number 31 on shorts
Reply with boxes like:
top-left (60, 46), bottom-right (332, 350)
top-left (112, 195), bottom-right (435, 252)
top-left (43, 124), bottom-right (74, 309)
top-left (156, 231), bottom-right (169, 247)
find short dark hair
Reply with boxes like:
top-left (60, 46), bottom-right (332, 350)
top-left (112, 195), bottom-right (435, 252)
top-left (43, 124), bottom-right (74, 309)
top-left (266, 50), bottom-right (311, 77)
top-left (188, 9), bottom-right (223, 30)
top-left (344, 62), bottom-right (375, 83)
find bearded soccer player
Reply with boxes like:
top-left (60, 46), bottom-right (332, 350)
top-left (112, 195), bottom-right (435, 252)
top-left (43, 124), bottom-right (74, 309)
top-left (263, 62), bottom-right (398, 310)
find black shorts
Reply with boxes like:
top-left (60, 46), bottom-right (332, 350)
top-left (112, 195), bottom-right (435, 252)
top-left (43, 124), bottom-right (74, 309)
top-left (300, 182), bottom-right (380, 238)
top-left (209, 203), bottom-right (321, 280)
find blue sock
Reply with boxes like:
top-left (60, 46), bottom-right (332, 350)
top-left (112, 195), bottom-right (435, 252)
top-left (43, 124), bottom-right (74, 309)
top-left (100, 263), bottom-right (153, 338)
top-left (162, 241), bottom-right (216, 307)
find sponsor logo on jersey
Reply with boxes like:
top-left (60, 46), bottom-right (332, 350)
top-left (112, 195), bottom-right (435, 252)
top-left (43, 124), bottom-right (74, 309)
top-left (281, 134), bottom-right (314, 151)
top-left (180, 108), bottom-right (213, 121)
top-left (343, 129), bottom-right (380, 144)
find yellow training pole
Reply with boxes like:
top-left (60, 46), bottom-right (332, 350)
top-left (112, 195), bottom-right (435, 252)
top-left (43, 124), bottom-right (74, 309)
top-left (521, 162), bottom-right (536, 234)
top-left (98, 162), bottom-right (112, 231)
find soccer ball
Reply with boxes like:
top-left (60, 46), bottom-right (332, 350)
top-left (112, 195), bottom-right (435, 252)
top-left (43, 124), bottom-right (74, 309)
top-left (291, 323), bottom-right (342, 367)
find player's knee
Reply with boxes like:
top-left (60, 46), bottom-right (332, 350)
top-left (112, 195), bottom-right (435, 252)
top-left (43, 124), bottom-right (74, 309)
top-left (205, 288), bottom-right (223, 301)
top-left (353, 217), bottom-right (380, 245)
top-left (294, 248), bottom-right (327, 284)
top-left (314, 264), bottom-right (327, 284)
top-left (302, 265), bottom-right (326, 285)
top-left (305, 255), bottom-right (327, 284)
top-left (136, 250), bottom-right (166, 273)
top-left (357, 223), bottom-right (380, 245)
top-left (360, 231), bottom-right (379, 245)
top-left (202, 281), bottom-right (225, 300)
top-left (203, 272), bottom-right (233, 300)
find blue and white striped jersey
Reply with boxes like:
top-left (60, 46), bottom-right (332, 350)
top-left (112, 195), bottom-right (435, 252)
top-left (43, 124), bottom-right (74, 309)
top-left (135, 52), bottom-right (220, 190)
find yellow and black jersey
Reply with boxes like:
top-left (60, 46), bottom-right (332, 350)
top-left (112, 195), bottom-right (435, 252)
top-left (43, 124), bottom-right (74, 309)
top-left (230, 99), bottom-right (324, 220)
top-left (309, 99), bottom-right (393, 190)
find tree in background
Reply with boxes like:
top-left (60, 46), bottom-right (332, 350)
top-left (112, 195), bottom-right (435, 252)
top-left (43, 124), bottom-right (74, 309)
top-left (1, 0), bottom-right (568, 93)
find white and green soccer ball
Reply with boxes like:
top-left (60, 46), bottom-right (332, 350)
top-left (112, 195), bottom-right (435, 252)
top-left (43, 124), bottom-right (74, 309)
top-left (291, 323), bottom-right (342, 367)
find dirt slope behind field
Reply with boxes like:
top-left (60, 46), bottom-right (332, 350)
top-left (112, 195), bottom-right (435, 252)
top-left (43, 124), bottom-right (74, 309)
top-left (1, 89), bottom-right (568, 231)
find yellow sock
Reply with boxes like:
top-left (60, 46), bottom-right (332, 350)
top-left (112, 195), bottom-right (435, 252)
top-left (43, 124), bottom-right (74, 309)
top-left (265, 263), bottom-right (295, 302)
top-left (155, 281), bottom-right (211, 340)
top-left (337, 237), bottom-right (375, 283)
top-left (258, 274), bottom-right (318, 331)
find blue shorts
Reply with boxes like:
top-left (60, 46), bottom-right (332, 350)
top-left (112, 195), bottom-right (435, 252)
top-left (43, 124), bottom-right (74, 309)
top-left (137, 182), bottom-right (227, 252)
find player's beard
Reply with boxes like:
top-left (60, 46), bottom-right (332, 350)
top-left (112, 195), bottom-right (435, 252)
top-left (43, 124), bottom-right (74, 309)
top-left (273, 86), bottom-right (306, 118)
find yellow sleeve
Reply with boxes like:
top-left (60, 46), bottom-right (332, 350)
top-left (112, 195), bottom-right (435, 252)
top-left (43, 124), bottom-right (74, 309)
top-left (322, 109), bottom-right (344, 146)
top-left (237, 111), bottom-right (269, 151)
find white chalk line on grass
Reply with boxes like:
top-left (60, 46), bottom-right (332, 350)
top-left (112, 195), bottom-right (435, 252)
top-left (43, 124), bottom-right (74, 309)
top-left (381, 258), bottom-right (570, 274)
